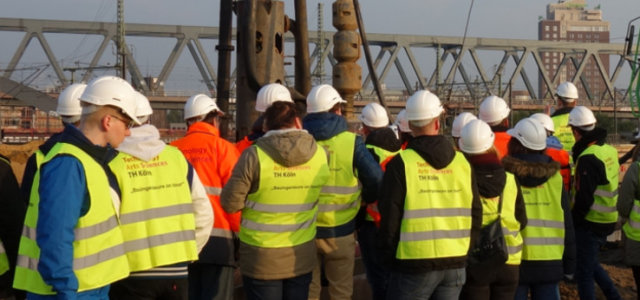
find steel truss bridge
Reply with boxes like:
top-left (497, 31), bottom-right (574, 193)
top-left (0, 17), bottom-right (637, 112)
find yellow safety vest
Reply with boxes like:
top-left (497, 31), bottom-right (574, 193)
top-left (316, 132), bottom-right (361, 228)
top-left (241, 146), bottom-right (329, 248)
top-left (520, 172), bottom-right (565, 261)
top-left (396, 150), bottom-right (474, 259)
top-left (13, 143), bottom-right (129, 295)
top-left (109, 146), bottom-right (198, 272)
top-left (0, 240), bottom-right (8, 276)
top-left (552, 113), bottom-right (575, 153)
top-left (623, 162), bottom-right (640, 241)
top-left (365, 144), bottom-right (399, 222)
top-left (479, 172), bottom-right (523, 265)
top-left (577, 144), bottom-right (619, 224)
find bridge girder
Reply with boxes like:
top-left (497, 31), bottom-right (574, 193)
top-left (0, 17), bottom-right (637, 112)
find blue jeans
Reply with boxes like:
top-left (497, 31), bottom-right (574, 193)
top-left (386, 268), bottom-right (465, 300)
top-left (242, 272), bottom-right (312, 300)
top-left (514, 283), bottom-right (559, 300)
top-left (575, 227), bottom-right (621, 300)
top-left (357, 221), bottom-right (389, 300)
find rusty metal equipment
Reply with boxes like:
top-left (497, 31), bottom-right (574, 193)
top-left (331, 0), bottom-right (362, 120)
top-left (234, 0), bottom-right (311, 141)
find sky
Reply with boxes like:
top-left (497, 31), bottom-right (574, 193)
top-left (0, 0), bottom-right (638, 92)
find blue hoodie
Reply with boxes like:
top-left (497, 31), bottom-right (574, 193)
top-left (303, 112), bottom-right (383, 207)
top-left (29, 124), bottom-right (120, 300)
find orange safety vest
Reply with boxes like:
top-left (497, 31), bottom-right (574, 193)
top-left (171, 122), bottom-right (241, 237)
top-left (494, 131), bottom-right (511, 160)
top-left (235, 135), bottom-right (253, 154)
top-left (546, 147), bottom-right (571, 191)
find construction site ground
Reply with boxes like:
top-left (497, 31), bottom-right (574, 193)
top-left (1, 141), bottom-right (638, 300)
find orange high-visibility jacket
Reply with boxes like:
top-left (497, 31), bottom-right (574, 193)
top-left (494, 131), bottom-right (512, 160)
top-left (235, 135), bottom-right (253, 154)
top-left (546, 147), bottom-right (571, 191)
top-left (171, 122), bottom-right (241, 236)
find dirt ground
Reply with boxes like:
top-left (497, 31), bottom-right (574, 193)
top-left (1, 141), bottom-right (639, 299)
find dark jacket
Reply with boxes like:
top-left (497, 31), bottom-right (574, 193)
top-left (303, 112), bottom-right (383, 237)
top-left (377, 135), bottom-right (482, 273)
top-left (571, 127), bottom-right (616, 236)
top-left (364, 127), bottom-right (403, 163)
top-left (551, 107), bottom-right (573, 118)
top-left (467, 153), bottom-right (527, 230)
top-left (0, 154), bottom-right (25, 297)
top-left (503, 153), bottom-right (576, 283)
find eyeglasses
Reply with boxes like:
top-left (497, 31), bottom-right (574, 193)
top-left (109, 114), bottom-right (136, 129)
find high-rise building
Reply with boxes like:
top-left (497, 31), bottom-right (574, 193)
top-left (538, 0), bottom-right (610, 100)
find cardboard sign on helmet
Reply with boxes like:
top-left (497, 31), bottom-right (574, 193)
top-left (359, 102), bottom-right (389, 128)
top-left (459, 119), bottom-right (495, 154)
top-left (507, 118), bottom-right (547, 151)
top-left (80, 76), bottom-right (140, 125)
top-left (256, 83), bottom-right (293, 112)
top-left (405, 90), bottom-right (444, 121)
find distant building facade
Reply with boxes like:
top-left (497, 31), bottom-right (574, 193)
top-left (538, 0), bottom-right (610, 100)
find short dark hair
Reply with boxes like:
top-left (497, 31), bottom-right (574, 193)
top-left (264, 101), bottom-right (299, 131)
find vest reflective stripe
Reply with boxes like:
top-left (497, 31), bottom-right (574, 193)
top-left (13, 143), bottom-right (129, 295)
top-left (523, 237), bottom-right (565, 245)
top-left (241, 215), bottom-right (317, 233)
top-left (404, 208), bottom-right (471, 218)
top-left (204, 186), bottom-right (222, 196)
top-left (245, 200), bottom-right (317, 213)
top-left (578, 144), bottom-right (619, 224)
top-left (551, 113), bottom-right (575, 152)
top-left (623, 162), bottom-right (640, 241)
top-left (240, 146), bottom-right (329, 248)
top-left (210, 228), bottom-right (234, 238)
top-left (109, 146), bottom-right (198, 272)
top-left (521, 172), bottom-right (565, 261)
top-left (316, 132), bottom-right (361, 228)
top-left (479, 173), bottom-right (523, 265)
top-left (0, 241), bottom-right (8, 276)
top-left (396, 150), bottom-right (473, 260)
top-left (119, 203), bottom-right (193, 224)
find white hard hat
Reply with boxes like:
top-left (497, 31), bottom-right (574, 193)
top-left (394, 109), bottom-right (411, 133)
top-left (306, 84), bottom-right (346, 113)
top-left (568, 106), bottom-right (596, 131)
top-left (478, 95), bottom-right (510, 125)
top-left (529, 113), bottom-right (554, 133)
top-left (256, 83), bottom-right (293, 112)
top-left (134, 91), bottom-right (153, 124)
top-left (451, 112), bottom-right (477, 138)
top-left (556, 81), bottom-right (578, 101)
top-left (183, 94), bottom-right (224, 120)
top-left (405, 90), bottom-right (444, 121)
top-left (359, 102), bottom-right (389, 128)
top-left (458, 119), bottom-right (495, 154)
top-left (507, 118), bottom-right (547, 151)
top-left (80, 76), bottom-right (140, 125)
top-left (57, 83), bottom-right (86, 117)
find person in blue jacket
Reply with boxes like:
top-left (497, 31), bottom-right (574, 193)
top-left (14, 76), bottom-right (140, 299)
top-left (303, 84), bottom-right (383, 300)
